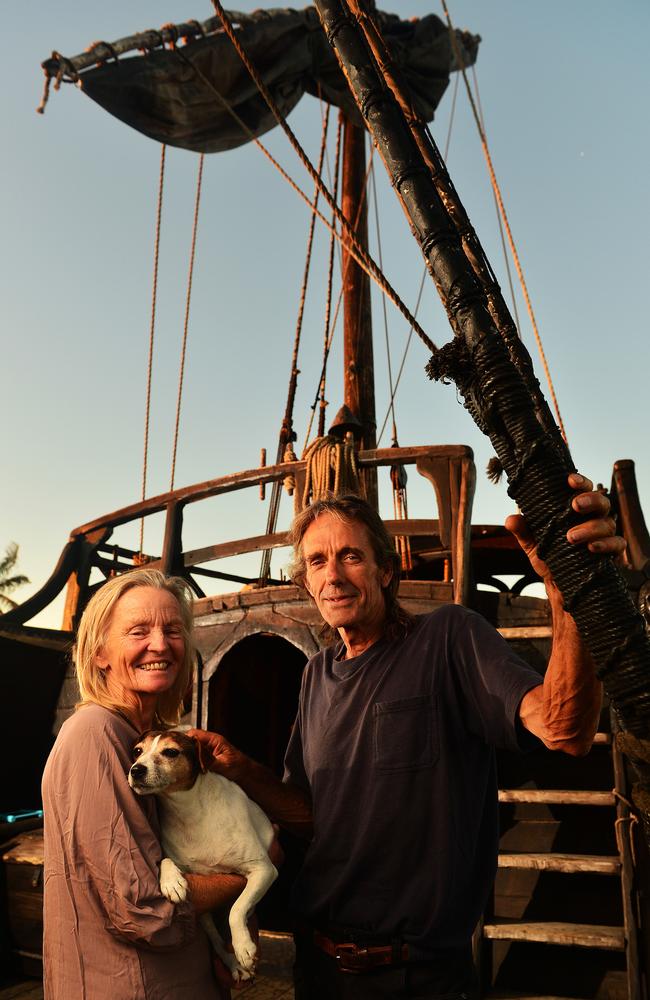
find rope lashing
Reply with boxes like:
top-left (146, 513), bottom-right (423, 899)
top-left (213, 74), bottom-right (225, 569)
top-left (282, 441), bottom-right (298, 497)
top-left (301, 435), bottom-right (362, 508)
top-left (390, 460), bottom-right (412, 572)
top-left (139, 143), bottom-right (167, 557)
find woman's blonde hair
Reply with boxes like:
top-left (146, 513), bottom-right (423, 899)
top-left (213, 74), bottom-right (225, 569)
top-left (75, 568), bottom-right (196, 726)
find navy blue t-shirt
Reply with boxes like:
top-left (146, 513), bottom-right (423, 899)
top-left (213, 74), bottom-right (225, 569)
top-left (283, 605), bottom-right (543, 954)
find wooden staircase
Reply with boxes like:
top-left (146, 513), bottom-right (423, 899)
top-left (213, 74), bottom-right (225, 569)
top-left (478, 715), bottom-right (646, 1000)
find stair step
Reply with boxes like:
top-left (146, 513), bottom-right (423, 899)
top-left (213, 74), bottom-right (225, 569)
top-left (482, 921), bottom-right (625, 950)
top-left (487, 995), bottom-right (590, 1000)
top-left (498, 789), bottom-right (615, 806)
top-left (592, 731), bottom-right (612, 744)
top-left (498, 852), bottom-right (620, 874)
top-left (498, 626), bottom-right (553, 639)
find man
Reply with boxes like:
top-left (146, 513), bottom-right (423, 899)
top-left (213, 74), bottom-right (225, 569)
top-left (191, 473), bottom-right (624, 999)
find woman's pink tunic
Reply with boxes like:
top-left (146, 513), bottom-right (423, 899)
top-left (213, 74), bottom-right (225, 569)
top-left (42, 704), bottom-right (221, 999)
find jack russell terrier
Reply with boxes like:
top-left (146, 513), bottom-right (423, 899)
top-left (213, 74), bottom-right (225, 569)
top-left (128, 729), bottom-right (277, 982)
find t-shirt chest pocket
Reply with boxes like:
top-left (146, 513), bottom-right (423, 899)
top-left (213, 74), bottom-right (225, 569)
top-left (372, 693), bottom-right (438, 772)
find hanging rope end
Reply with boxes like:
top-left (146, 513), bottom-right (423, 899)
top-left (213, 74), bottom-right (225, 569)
top-left (425, 338), bottom-right (473, 386)
top-left (486, 456), bottom-right (504, 484)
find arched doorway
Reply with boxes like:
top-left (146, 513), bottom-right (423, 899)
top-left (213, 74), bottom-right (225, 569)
top-left (207, 632), bottom-right (309, 930)
top-left (207, 632), bottom-right (307, 776)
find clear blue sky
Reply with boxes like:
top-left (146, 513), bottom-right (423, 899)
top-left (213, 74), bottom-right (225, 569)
top-left (2, 1), bottom-right (649, 627)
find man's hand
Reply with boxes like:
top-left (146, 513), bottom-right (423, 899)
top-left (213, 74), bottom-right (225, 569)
top-left (188, 729), bottom-right (248, 783)
top-left (188, 729), bottom-right (313, 837)
top-left (506, 472), bottom-right (626, 584)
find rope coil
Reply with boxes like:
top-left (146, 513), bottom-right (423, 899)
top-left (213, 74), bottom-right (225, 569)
top-left (301, 435), bottom-right (363, 509)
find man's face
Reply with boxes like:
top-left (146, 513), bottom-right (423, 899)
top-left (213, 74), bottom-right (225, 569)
top-left (301, 513), bottom-right (392, 638)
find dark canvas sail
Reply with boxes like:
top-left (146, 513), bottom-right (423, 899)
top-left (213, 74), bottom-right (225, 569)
top-left (65, 7), bottom-right (478, 153)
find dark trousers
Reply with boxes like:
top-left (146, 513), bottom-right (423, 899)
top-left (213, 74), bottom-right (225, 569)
top-left (293, 932), bottom-right (478, 1000)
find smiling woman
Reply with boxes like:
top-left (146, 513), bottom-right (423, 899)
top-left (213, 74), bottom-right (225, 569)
top-left (73, 569), bottom-right (195, 730)
top-left (40, 569), bottom-right (238, 1000)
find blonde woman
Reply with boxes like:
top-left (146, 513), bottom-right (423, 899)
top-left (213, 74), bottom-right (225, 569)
top-left (42, 569), bottom-right (242, 999)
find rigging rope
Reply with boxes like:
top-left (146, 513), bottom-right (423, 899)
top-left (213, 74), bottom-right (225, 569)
top-left (302, 135), bottom-right (375, 451)
top-left (375, 79), bottom-right (458, 447)
top-left (370, 164), bottom-right (397, 445)
top-left (206, 0), bottom-right (437, 354)
top-left (139, 143), bottom-right (166, 557)
top-left (440, 0), bottom-right (568, 443)
top-left (318, 115), bottom-right (343, 438)
top-left (259, 106), bottom-right (331, 583)
top-left (170, 152), bottom-right (204, 491)
top-left (470, 65), bottom-right (522, 338)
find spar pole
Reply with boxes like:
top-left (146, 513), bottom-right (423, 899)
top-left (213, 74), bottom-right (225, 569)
top-left (313, 0), bottom-right (650, 840)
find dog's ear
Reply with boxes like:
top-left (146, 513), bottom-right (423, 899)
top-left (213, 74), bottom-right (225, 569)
top-left (192, 736), bottom-right (210, 774)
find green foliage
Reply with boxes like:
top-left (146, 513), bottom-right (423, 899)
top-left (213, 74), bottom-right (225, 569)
top-left (0, 542), bottom-right (30, 611)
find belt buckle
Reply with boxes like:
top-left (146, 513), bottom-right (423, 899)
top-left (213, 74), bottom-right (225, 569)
top-left (334, 942), bottom-right (369, 973)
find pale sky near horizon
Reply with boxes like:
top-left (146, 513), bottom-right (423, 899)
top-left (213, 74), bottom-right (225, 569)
top-left (2, 1), bottom-right (649, 628)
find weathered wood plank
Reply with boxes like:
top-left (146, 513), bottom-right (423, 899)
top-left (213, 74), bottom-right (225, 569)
top-left (183, 520), bottom-right (443, 568)
top-left (184, 532), bottom-right (290, 567)
top-left (498, 790), bottom-right (615, 806)
top-left (498, 852), bottom-right (620, 874)
top-left (498, 626), bottom-right (552, 639)
top-left (482, 921), bottom-right (625, 950)
top-left (486, 995), bottom-right (589, 1000)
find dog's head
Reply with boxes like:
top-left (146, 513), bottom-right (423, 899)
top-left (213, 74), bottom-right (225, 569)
top-left (128, 730), bottom-right (209, 796)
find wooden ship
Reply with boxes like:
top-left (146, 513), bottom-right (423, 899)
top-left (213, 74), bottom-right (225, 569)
top-left (1, 3), bottom-right (649, 997)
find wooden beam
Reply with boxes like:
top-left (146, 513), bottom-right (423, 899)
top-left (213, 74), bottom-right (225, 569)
top-left (70, 446), bottom-right (473, 538)
top-left (341, 114), bottom-right (377, 508)
top-left (183, 532), bottom-right (290, 567)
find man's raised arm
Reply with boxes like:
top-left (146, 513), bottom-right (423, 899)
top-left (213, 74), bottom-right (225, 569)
top-left (508, 472), bottom-right (626, 756)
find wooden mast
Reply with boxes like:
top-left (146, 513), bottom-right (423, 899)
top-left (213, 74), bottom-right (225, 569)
top-left (340, 112), bottom-right (379, 509)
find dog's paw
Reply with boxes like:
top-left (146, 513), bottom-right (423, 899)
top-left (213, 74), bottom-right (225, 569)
top-left (159, 857), bottom-right (188, 903)
top-left (231, 932), bottom-right (258, 977)
top-left (230, 963), bottom-right (254, 984)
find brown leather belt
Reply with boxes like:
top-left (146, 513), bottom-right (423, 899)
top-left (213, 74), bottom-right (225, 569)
top-left (312, 929), bottom-right (409, 973)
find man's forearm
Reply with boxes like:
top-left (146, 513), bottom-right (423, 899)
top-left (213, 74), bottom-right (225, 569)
top-left (228, 756), bottom-right (313, 837)
top-left (188, 728), bottom-right (314, 836)
top-left (519, 586), bottom-right (602, 755)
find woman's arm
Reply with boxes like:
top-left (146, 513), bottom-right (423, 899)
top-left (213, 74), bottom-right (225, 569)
top-left (43, 713), bottom-right (198, 950)
top-left (185, 836), bottom-right (283, 915)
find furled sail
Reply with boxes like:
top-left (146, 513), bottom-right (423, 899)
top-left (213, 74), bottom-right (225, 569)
top-left (42, 7), bottom-right (479, 153)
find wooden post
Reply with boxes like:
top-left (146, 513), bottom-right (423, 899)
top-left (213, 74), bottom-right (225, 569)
top-left (341, 112), bottom-right (378, 509)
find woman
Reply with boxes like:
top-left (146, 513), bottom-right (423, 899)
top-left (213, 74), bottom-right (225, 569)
top-left (42, 568), bottom-right (244, 999)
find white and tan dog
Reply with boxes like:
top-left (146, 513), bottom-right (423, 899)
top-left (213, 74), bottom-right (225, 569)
top-left (128, 730), bottom-right (277, 982)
